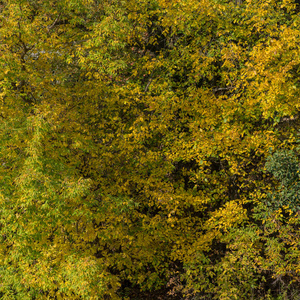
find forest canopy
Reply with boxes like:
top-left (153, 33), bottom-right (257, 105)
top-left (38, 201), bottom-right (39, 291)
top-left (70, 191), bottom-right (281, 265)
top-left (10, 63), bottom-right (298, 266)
top-left (1, 0), bottom-right (300, 299)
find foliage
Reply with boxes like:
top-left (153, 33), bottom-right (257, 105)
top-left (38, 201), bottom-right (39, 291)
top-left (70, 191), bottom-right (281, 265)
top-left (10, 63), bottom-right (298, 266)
top-left (1, 0), bottom-right (300, 299)
top-left (265, 149), bottom-right (300, 212)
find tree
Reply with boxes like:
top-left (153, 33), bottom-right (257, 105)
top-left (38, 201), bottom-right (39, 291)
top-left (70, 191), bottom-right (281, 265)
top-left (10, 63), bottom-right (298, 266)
top-left (1, 0), bottom-right (300, 299)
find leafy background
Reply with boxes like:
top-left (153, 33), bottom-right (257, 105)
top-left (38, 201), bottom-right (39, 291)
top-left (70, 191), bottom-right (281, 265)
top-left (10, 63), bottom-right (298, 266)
top-left (1, 0), bottom-right (300, 299)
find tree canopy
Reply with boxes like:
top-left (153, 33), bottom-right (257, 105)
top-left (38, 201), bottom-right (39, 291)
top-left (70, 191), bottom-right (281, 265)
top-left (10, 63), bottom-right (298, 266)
top-left (1, 0), bottom-right (300, 299)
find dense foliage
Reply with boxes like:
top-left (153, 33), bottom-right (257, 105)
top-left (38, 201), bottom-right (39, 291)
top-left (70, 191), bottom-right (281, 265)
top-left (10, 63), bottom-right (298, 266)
top-left (1, 0), bottom-right (300, 299)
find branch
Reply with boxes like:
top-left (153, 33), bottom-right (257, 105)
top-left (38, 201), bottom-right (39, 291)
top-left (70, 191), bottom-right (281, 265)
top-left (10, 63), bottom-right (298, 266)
top-left (212, 86), bottom-right (234, 92)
